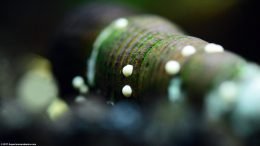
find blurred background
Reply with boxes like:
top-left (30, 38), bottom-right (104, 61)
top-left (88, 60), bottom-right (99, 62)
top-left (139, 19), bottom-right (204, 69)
top-left (0, 0), bottom-right (259, 61)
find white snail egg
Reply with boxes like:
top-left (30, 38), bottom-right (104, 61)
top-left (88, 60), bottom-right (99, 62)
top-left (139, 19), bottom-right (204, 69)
top-left (115, 18), bottom-right (128, 28)
top-left (122, 85), bottom-right (132, 97)
top-left (204, 43), bottom-right (224, 53)
top-left (181, 45), bottom-right (196, 56)
top-left (79, 85), bottom-right (89, 94)
top-left (122, 64), bottom-right (133, 77)
top-left (72, 76), bottom-right (84, 89)
top-left (165, 60), bottom-right (181, 75)
top-left (218, 81), bottom-right (237, 103)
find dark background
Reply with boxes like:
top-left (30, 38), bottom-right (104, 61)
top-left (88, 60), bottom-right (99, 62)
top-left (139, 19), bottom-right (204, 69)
top-left (0, 0), bottom-right (259, 62)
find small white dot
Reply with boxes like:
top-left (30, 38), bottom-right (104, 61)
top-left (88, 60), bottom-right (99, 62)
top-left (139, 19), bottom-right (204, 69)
top-left (79, 85), bottom-right (89, 94)
top-left (115, 18), bottom-right (128, 28)
top-left (181, 45), bottom-right (196, 56)
top-left (72, 76), bottom-right (84, 89)
top-left (165, 60), bottom-right (181, 75)
top-left (122, 64), bottom-right (133, 77)
top-left (218, 81), bottom-right (237, 102)
top-left (204, 43), bottom-right (224, 53)
top-left (75, 96), bottom-right (87, 103)
top-left (106, 101), bottom-right (115, 106)
top-left (122, 85), bottom-right (132, 98)
top-left (47, 99), bottom-right (69, 120)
